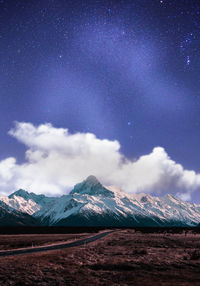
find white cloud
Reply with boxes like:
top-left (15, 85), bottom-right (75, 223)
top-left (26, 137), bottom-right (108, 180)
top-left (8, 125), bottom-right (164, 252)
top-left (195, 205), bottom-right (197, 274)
top-left (0, 121), bottom-right (198, 200)
top-left (176, 192), bottom-right (192, 202)
top-left (0, 157), bottom-right (21, 196)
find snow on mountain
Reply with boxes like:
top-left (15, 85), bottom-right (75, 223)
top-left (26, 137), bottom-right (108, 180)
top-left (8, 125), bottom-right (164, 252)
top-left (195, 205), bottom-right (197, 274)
top-left (0, 195), bottom-right (41, 215)
top-left (1, 176), bottom-right (200, 226)
top-left (70, 175), bottom-right (115, 197)
top-left (9, 189), bottom-right (53, 207)
top-left (34, 176), bottom-right (200, 227)
top-left (0, 200), bottom-right (39, 226)
top-left (0, 189), bottom-right (56, 216)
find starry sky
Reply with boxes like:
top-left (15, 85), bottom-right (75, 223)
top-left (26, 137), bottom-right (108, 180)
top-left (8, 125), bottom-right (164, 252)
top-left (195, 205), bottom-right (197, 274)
top-left (1, 0), bottom-right (200, 201)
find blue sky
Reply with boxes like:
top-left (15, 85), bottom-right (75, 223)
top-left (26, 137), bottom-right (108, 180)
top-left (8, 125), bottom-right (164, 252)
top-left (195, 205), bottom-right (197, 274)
top-left (1, 0), bottom-right (200, 202)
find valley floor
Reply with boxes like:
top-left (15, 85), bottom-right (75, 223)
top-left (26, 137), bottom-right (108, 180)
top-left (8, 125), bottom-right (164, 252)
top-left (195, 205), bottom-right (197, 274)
top-left (0, 229), bottom-right (200, 285)
top-left (0, 233), bottom-right (88, 251)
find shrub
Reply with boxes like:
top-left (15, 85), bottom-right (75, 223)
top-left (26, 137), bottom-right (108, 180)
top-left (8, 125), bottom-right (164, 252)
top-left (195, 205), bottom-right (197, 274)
top-left (132, 248), bottom-right (148, 255)
top-left (188, 250), bottom-right (200, 260)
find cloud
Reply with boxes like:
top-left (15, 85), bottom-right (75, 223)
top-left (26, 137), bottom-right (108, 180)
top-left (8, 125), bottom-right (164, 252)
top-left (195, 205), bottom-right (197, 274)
top-left (0, 121), bottom-right (198, 200)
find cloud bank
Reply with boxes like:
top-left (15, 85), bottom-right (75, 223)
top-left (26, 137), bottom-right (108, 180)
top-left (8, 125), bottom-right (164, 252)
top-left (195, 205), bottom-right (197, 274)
top-left (0, 122), bottom-right (199, 200)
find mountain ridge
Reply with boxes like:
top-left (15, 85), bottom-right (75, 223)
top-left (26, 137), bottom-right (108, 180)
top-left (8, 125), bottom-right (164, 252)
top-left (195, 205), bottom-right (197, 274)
top-left (0, 176), bottom-right (200, 227)
top-left (0, 200), bottom-right (40, 226)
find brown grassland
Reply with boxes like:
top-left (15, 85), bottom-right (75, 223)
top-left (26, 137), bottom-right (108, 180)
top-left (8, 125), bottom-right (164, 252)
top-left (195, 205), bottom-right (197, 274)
top-left (0, 229), bottom-right (200, 285)
top-left (0, 233), bottom-right (88, 251)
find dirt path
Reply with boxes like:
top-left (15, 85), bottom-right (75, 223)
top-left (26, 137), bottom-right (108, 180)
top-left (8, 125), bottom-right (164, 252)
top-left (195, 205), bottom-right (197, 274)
top-left (0, 230), bottom-right (113, 258)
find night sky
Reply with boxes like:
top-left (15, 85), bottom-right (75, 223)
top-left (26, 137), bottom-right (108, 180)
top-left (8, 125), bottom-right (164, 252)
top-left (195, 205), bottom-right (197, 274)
top-left (1, 0), bottom-right (200, 201)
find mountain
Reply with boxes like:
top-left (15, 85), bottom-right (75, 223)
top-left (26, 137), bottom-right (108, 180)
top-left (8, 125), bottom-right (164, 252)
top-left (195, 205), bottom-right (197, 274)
top-left (1, 175), bottom-right (200, 227)
top-left (70, 175), bottom-right (114, 197)
top-left (8, 189), bottom-right (54, 207)
top-left (0, 201), bottom-right (39, 226)
top-left (0, 191), bottom-right (41, 215)
top-left (34, 176), bottom-right (200, 227)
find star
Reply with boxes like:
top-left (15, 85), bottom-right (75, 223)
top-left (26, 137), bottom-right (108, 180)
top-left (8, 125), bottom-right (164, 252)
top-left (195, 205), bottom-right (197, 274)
top-left (127, 121), bottom-right (131, 126)
top-left (186, 56), bottom-right (191, 65)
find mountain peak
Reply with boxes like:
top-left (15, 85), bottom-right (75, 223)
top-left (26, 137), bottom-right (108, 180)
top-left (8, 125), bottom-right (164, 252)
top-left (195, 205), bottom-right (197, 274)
top-left (9, 189), bottom-right (29, 200)
top-left (85, 175), bottom-right (99, 185)
top-left (70, 176), bottom-right (114, 197)
top-left (8, 189), bottom-right (49, 207)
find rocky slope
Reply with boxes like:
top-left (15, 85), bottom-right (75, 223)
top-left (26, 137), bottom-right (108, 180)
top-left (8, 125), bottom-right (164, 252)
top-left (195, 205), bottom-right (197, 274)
top-left (1, 176), bottom-right (200, 226)
top-left (0, 201), bottom-right (40, 226)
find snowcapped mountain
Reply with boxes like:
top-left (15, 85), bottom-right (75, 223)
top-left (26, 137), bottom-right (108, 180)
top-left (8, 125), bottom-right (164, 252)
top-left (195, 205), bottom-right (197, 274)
top-left (1, 175), bottom-right (200, 227)
top-left (34, 176), bottom-right (200, 227)
top-left (0, 200), bottom-right (39, 226)
top-left (0, 193), bottom-right (41, 215)
top-left (8, 189), bottom-right (54, 207)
